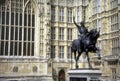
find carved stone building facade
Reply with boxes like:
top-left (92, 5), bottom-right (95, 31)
top-left (86, 0), bottom-right (120, 81)
top-left (0, 0), bottom-right (120, 81)
top-left (0, 0), bottom-right (84, 81)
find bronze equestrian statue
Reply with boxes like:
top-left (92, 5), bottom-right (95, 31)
top-left (71, 17), bottom-right (100, 69)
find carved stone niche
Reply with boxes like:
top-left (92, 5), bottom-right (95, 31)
top-left (58, 0), bottom-right (65, 6)
top-left (13, 66), bottom-right (18, 72)
top-left (67, 0), bottom-right (73, 6)
top-left (51, 0), bottom-right (57, 5)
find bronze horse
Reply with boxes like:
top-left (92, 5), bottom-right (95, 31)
top-left (71, 28), bottom-right (100, 69)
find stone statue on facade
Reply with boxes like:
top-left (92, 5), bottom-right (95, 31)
top-left (71, 17), bottom-right (100, 69)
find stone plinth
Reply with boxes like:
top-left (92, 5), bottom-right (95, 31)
top-left (68, 68), bottom-right (102, 81)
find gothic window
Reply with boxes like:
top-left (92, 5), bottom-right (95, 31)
top-left (59, 46), bottom-right (64, 59)
top-left (0, 0), bottom-right (35, 56)
top-left (111, 14), bottom-right (118, 31)
top-left (77, 7), bottom-right (80, 22)
top-left (51, 6), bottom-right (55, 22)
top-left (59, 7), bottom-right (64, 22)
top-left (51, 45), bottom-right (55, 58)
top-left (110, 0), bottom-right (118, 9)
top-left (112, 38), bottom-right (119, 55)
top-left (67, 46), bottom-right (71, 59)
top-left (67, 28), bottom-right (72, 40)
top-left (59, 27), bottom-right (64, 40)
top-left (51, 27), bottom-right (56, 39)
top-left (92, 0), bottom-right (97, 15)
top-left (67, 8), bottom-right (72, 23)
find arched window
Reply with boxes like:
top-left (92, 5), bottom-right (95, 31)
top-left (0, 0), bottom-right (35, 56)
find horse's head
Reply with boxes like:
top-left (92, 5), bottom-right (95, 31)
top-left (88, 28), bottom-right (100, 41)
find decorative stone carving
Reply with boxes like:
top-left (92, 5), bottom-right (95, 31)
top-left (67, 0), bottom-right (73, 6)
top-left (58, 0), bottom-right (65, 6)
top-left (51, 0), bottom-right (57, 5)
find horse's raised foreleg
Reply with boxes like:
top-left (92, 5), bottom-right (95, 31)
top-left (86, 51), bottom-right (92, 69)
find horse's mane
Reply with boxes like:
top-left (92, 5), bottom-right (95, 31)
top-left (87, 28), bottom-right (99, 41)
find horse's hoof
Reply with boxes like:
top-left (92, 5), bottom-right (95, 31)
top-left (77, 66), bottom-right (79, 69)
top-left (75, 65), bottom-right (79, 69)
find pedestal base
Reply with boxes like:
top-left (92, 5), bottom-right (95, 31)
top-left (68, 68), bottom-right (102, 81)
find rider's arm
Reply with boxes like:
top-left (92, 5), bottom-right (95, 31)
top-left (73, 16), bottom-right (80, 28)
